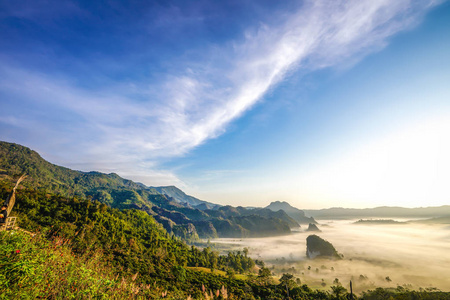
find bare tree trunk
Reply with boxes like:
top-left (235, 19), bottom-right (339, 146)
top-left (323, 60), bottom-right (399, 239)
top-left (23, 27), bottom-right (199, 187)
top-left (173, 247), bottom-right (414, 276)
top-left (350, 280), bottom-right (354, 299)
top-left (5, 174), bottom-right (27, 216)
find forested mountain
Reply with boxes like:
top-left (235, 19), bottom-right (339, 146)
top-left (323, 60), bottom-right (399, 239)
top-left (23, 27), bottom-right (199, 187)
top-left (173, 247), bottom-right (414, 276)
top-left (0, 182), bottom-right (260, 299)
top-left (0, 141), bottom-right (297, 238)
top-left (0, 141), bottom-right (159, 208)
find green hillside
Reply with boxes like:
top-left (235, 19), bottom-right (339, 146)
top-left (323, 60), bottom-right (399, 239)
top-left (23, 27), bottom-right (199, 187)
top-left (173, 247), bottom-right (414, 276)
top-left (0, 183), bottom-right (259, 299)
top-left (2, 182), bottom-right (449, 299)
top-left (0, 141), bottom-right (297, 239)
top-left (0, 141), bottom-right (159, 209)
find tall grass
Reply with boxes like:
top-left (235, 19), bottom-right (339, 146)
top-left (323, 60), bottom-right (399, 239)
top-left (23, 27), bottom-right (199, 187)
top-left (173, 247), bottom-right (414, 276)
top-left (0, 230), bottom-right (161, 299)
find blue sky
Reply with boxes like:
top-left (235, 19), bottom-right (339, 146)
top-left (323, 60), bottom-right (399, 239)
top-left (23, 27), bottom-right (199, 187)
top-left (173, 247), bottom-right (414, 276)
top-left (1, 0), bottom-right (449, 209)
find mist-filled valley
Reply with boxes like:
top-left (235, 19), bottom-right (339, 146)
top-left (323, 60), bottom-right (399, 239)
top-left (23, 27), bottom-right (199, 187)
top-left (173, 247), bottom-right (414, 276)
top-left (211, 218), bottom-right (450, 293)
top-left (2, 141), bottom-right (450, 299)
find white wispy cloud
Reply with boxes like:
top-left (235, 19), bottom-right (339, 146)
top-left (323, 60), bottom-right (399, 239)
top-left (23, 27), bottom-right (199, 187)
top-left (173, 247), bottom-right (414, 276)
top-left (0, 0), bottom-right (441, 185)
top-left (146, 0), bottom-right (440, 156)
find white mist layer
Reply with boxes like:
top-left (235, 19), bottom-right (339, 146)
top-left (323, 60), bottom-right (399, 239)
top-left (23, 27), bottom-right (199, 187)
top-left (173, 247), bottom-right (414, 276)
top-left (211, 220), bottom-right (450, 292)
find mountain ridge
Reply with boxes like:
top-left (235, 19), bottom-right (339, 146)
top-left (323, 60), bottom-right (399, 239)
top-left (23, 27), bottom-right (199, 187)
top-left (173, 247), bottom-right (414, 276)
top-left (266, 200), bottom-right (317, 224)
top-left (304, 205), bottom-right (450, 219)
top-left (0, 140), bottom-right (298, 239)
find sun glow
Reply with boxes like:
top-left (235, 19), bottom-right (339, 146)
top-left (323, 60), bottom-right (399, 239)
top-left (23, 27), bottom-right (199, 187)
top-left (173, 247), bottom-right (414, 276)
top-left (301, 114), bottom-right (450, 207)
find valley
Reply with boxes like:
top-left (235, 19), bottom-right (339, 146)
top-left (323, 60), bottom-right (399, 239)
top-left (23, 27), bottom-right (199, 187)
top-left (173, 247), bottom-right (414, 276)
top-left (2, 141), bottom-right (450, 299)
top-left (210, 219), bottom-right (450, 293)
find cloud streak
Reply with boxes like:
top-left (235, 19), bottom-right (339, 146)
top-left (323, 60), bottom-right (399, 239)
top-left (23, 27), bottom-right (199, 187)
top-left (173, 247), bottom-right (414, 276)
top-left (144, 0), bottom-right (440, 155)
top-left (0, 0), bottom-right (442, 185)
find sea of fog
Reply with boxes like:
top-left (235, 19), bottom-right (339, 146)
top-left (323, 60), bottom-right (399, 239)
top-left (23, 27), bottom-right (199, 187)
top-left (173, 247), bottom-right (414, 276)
top-left (210, 219), bottom-right (450, 293)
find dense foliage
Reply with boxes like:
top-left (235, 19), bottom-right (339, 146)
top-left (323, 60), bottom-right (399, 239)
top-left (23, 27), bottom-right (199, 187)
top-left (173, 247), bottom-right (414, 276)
top-left (0, 230), bottom-right (149, 299)
top-left (2, 180), bottom-right (450, 299)
top-left (0, 181), bottom-right (266, 298)
top-left (0, 181), bottom-right (255, 278)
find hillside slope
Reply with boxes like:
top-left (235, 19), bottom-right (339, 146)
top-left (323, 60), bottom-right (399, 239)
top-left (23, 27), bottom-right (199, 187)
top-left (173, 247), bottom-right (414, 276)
top-left (0, 141), bottom-right (159, 210)
top-left (0, 141), bottom-right (295, 238)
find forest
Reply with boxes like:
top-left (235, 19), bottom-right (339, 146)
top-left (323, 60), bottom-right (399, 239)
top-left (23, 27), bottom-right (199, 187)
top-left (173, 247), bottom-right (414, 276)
top-left (2, 179), bottom-right (450, 299)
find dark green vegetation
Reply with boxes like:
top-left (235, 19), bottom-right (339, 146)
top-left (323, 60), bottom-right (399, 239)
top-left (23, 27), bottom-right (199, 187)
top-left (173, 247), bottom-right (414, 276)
top-left (0, 181), bottom-right (258, 299)
top-left (306, 235), bottom-right (342, 260)
top-left (0, 141), bottom-right (301, 239)
top-left (360, 287), bottom-right (450, 300)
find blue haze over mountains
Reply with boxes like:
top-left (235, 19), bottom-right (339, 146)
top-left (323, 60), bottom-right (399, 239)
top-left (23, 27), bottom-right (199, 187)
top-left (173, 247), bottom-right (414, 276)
top-left (1, 141), bottom-right (449, 241)
top-left (0, 141), bottom-right (304, 239)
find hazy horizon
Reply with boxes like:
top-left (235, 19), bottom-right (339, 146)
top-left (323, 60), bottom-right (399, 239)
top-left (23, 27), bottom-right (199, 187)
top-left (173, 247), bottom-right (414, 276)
top-left (2, 139), bottom-right (450, 211)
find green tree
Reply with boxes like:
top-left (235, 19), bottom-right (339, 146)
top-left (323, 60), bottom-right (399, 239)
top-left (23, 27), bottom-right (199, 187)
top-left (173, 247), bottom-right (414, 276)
top-left (258, 267), bottom-right (272, 286)
top-left (172, 266), bottom-right (186, 282)
top-left (280, 273), bottom-right (295, 289)
top-left (279, 273), bottom-right (296, 298)
top-left (331, 285), bottom-right (347, 299)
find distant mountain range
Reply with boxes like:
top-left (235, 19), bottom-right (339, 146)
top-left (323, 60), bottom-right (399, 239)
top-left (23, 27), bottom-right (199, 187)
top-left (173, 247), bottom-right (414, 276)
top-left (149, 185), bottom-right (220, 209)
top-left (304, 206), bottom-right (450, 219)
top-left (0, 141), bottom-right (303, 239)
top-left (4, 140), bottom-right (445, 241)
